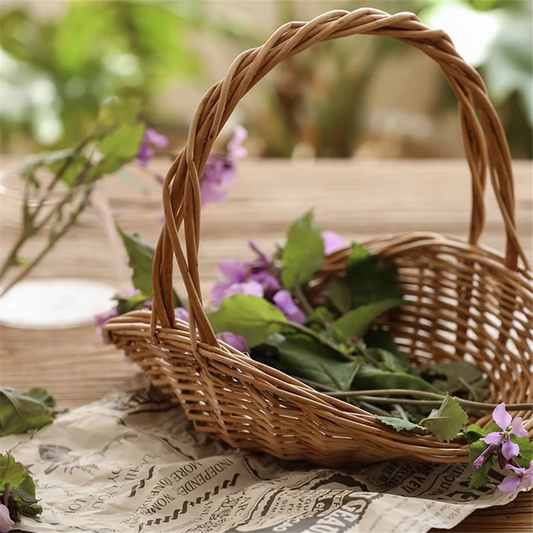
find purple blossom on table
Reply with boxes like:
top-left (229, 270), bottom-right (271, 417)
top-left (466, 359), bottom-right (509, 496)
top-left (273, 290), bottom-right (306, 324)
top-left (0, 502), bottom-right (14, 533)
top-left (137, 127), bottom-right (168, 167)
top-left (218, 332), bottom-right (249, 353)
top-left (498, 460), bottom-right (533, 493)
top-left (322, 231), bottom-right (345, 255)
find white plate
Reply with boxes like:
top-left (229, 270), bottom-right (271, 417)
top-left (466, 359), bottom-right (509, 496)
top-left (0, 278), bottom-right (118, 329)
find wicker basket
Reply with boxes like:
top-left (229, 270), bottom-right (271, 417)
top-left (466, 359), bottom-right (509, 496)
top-left (104, 8), bottom-right (533, 466)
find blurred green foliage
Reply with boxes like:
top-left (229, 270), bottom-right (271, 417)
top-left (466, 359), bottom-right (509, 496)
top-left (0, 0), bottom-right (204, 151)
top-left (0, 0), bottom-right (531, 158)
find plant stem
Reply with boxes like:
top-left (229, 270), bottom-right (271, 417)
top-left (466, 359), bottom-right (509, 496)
top-left (296, 381), bottom-right (533, 412)
top-left (0, 186), bottom-right (94, 296)
top-left (294, 283), bottom-right (314, 316)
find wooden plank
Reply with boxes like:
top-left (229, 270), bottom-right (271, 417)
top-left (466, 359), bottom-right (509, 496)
top-left (1, 159), bottom-right (531, 531)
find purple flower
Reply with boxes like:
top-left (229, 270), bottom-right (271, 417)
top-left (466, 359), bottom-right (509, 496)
top-left (94, 307), bottom-right (119, 343)
top-left (175, 307), bottom-right (189, 323)
top-left (227, 125), bottom-right (248, 160)
top-left (322, 231), bottom-right (345, 255)
top-left (0, 502), bottom-right (14, 533)
top-left (218, 260), bottom-right (247, 283)
top-left (482, 403), bottom-right (528, 461)
top-left (249, 270), bottom-right (281, 292)
top-left (473, 444), bottom-right (497, 469)
top-left (273, 290), bottom-right (306, 324)
top-left (199, 126), bottom-right (247, 206)
top-left (218, 332), bottom-right (249, 353)
top-left (137, 127), bottom-right (168, 167)
top-left (498, 461), bottom-right (533, 493)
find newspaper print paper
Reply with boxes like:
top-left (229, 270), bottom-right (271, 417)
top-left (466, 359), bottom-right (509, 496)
top-left (0, 388), bottom-right (525, 533)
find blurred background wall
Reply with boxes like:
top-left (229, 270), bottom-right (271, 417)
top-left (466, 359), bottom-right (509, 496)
top-left (0, 0), bottom-right (531, 159)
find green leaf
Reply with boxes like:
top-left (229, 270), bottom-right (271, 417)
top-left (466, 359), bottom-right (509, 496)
top-left (276, 332), bottom-right (360, 391)
top-left (328, 278), bottom-right (351, 314)
top-left (306, 306), bottom-right (334, 327)
top-left (352, 366), bottom-right (443, 394)
top-left (346, 256), bottom-right (403, 308)
top-left (364, 328), bottom-right (402, 357)
top-left (469, 439), bottom-right (488, 463)
top-left (117, 227), bottom-right (155, 298)
top-left (420, 395), bottom-right (468, 442)
top-left (463, 423), bottom-right (500, 444)
top-left (469, 461), bottom-right (492, 489)
top-left (99, 122), bottom-right (146, 174)
top-left (346, 242), bottom-right (370, 265)
top-left (115, 293), bottom-right (151, 315)
top-left (26, 388), bottom-right (55, 409)
top-left (0, 388), bottom-right (54, 436)
top-left (47, 154), bottom-right (89, 187)
top-left (369, 348), bottom-right (410, 373)
top-left (10, 475), bottom-right (43, 518)
top-left (511, 435), bottom-right (533, 468)
top-left (364, 328), bottom-right (413, 372)
top-left (0, 452), bottom-right (27, 489)
top-left (335, 299), bottom-right (403, 340)
top-left (420, 361), bottom-right (489, 402)
top-left (208, 295), bottom-right (287, 347)
top-left (281, 211), bottom-right (325, 289)
top-left (376, 415), bottom-right (426, 433)
top-left (468, 439), bottom-right (492, 489)
top-left (97, 97), bottom-right (143, 128)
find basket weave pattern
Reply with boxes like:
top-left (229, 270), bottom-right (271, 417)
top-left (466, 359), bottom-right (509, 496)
top-left (105, 8), bottom-right (533, 466)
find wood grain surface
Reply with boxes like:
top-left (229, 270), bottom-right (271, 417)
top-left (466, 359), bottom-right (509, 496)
top-left (0, 159), bottom-right (531, 531)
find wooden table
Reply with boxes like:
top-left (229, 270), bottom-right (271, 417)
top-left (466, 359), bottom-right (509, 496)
top-left (1, 160), bottom-right (531, 532)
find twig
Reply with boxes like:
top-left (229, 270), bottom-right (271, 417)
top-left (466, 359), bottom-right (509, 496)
top-left (296, 382), bottom-right (532, 412)
top-left (0, 186), bottom-right (94, 296)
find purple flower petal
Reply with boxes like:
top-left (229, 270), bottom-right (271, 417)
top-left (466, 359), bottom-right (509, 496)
top-left (493, 403), bottom-right (512, 430)
top-left (273, 290), bottom-right (306, 324)
top-left (505, 463), bottom-right (525, 475)
top-left (136, 143), bottom-right (154, 167)
top-left (501, 436), bottom-right (520, 461)
top-left (223, 280), bottom-right (264, 300)
top-left (526, 460), bottom-right (533, 476)
top-left (175, 307), bottom-right (189, 323)
top-left (472, 455), bottom-right (487, 469)
top-left (211, 281), bottom-right (233, 306)
top-left (249, 270), bottom-right (281, 291)
top-left (322, 231), bottom-right (345, 255)
top-left (218, 260), bottom-right (247, 283)
top-left (218, 332), bottom-right (249, 353)
top-left (482, 432), bottom-right (504, 446)
top-left (200, 182), bottom-right (227, 206)
top-left (95, 306), bottom-right (119, 342)
top-left (510, 417), bottom-right (528, 438)
top-left (249, 240), bottom-right (270, 262)
top-left (144, 127), bottom-right (168, 149)
top-left (227, 125), bottom-right (248, 160)
top-left (498, 475), bottom-right (522, 493)
top-left (0, 503), bottom-right (14, 533)
top-left (155, 174), bottom-right (164, 185)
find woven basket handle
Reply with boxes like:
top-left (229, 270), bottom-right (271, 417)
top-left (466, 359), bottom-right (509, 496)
top-left (151, 8), bottom-right (527, 345)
